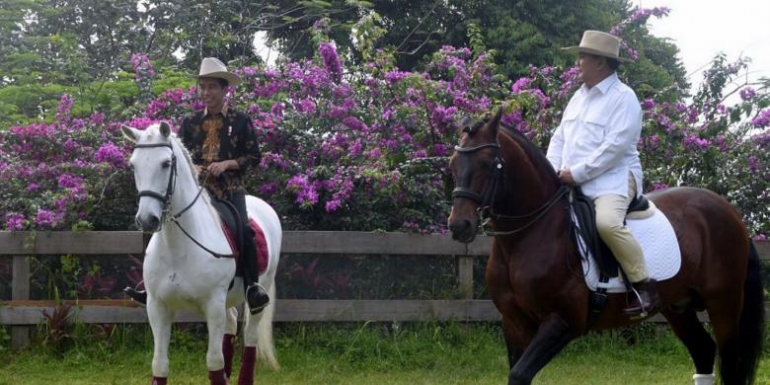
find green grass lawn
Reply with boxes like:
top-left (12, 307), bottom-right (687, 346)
top-left (1, 322), bottom-right (769, 384)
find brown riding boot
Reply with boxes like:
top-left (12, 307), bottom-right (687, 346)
top-left (624, 278), bottom-right (662, 318)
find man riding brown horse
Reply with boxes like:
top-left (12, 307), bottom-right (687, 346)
top-left (546, 30), bottom-right (661, 318)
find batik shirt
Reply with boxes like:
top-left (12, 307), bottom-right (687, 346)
top-left (178, 106), bottom-right (261, 200)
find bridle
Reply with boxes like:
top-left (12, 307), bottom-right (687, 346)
top-left (132, 142), bottom-right (229, 258)
top-left (133, 143), bottom-right (178, 220)
top-left (451, 140), bottom-right (568, 236)
top-left (452, 142), bottom-right (504, 216)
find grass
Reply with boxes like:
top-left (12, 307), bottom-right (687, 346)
top-left (1, 322), bottom-right (770, 384)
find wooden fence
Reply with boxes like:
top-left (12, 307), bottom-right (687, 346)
top-left (1, 231), bottom-right (769, 351)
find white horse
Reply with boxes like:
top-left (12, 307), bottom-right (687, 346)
top-left (122, 122), bottom-right (281, 385)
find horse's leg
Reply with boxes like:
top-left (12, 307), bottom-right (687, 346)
top-left (254, 280), bottom-right (278, 369)
top-left (707, 244), bottom-right (764, 385)
top-left (508, 314), bottom-right (572, 385)
top-left (147, 301), bottom-right (174, 385)
top-left (223, 307), bottom-right (238, 379)
top-left (238, 309), bottom-right (257, 385)
top-left (204, 298), bottom-right (229, 385)
top-left (661, 309), bottom-right (716, 384)
top-left (501, 317), bottom-right (524, 370)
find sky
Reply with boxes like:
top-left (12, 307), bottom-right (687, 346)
top-left (639, 0), bottom-right (770, 95)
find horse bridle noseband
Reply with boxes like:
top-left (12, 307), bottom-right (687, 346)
top-left (452, 140), bottom-right (568, 236)
top-left (133, 143), bottom-right (178, 219)
top-left (452, 142), bottom-right (504, 215)
top-left (132, 142), bottom-right (228, 258)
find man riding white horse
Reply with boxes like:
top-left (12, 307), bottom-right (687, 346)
top-left (126, 57), bottom-right (269, 314)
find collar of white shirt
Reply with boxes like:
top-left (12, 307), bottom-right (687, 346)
top-left (580, 72), bottom-right (619, 96)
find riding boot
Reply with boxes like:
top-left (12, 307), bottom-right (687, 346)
top-left (624, 278), bottom-right (662, 318)
top-left (124, 286), bottom-right (147, 306)
top-left (242, 226), bottom-right (269, 315)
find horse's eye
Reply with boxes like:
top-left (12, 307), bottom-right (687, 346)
top-left (162, 160), bottom-right (171, 169)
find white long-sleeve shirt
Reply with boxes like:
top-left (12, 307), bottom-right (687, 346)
top-left (546, 72), bottom-right (643, 199)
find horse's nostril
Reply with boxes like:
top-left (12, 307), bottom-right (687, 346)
top-left (149, 216), bottom-right (160, 230)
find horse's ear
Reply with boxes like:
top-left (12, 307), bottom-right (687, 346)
top-left (121, 125), bottom-right (139, 143)
top-left (488, 107), bottom-right (503, 136)
top-left (159, 122), bottom-right (171, 138)
top-left (492, 107), bottom-right (503, 127)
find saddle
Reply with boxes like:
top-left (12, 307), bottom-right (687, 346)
top-left (209, 197), bottom-right (268, 276)
top-left (569, 187), bottom-right (654, 279)
top-left (569, 186), bottom-right (656, 331)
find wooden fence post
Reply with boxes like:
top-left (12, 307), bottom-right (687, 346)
top-left (457, 255), bottom-right (474, 300)
top-left (11, 256), bottom-right (31, 350)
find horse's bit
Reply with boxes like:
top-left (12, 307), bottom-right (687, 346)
top-left (452, 140), bottom-right (567, 236)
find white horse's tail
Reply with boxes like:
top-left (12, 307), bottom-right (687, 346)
top-left (256, 282), bottom-right (279, 370)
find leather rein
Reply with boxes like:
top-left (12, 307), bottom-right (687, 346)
top-left (132, 142), bottom-right (230, 258)
top-left (452, 141), bottom-right (567, 236)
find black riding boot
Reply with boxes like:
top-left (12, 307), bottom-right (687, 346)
top-left (124, 286), bottom-right (147, 306)
top-left (242, 226), bottom-right (269, 314)
top-left (231, 189), bottom-right (270, 316)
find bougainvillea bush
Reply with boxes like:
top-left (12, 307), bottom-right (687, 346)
top-left (1, 8), bottom-right (768, 241)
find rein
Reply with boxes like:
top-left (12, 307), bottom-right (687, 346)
top-left (482, 186), bottom-right (567, 236)
top-left (452, 140), bottom-right (568, 237)
top-left (132, 142), bottom-right (231, 258)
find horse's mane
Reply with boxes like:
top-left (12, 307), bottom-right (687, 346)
top-left (498, 122), bottom-right (559, 181)
top-left (167, 131), bottom-right (199, 185)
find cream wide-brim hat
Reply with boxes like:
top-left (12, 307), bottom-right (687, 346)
top-left (193, 57), bottom-right (241, 87)
top-left (562, 30), bottom-right (632, 63)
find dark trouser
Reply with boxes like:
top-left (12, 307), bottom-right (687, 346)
top-left (228, 191), bottom-right (259, 290)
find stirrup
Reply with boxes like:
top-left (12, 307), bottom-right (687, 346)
top-left (624, 287), bottom-right (654, 319)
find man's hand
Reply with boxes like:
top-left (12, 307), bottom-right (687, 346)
top-left (206, 160), bottom-right (238, 177)
top-left (557, 168), bottom-right (575, 185)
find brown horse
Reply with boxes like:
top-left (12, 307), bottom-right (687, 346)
top-left (447, 109), bottom-right (764, 385)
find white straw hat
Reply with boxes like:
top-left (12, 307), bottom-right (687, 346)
top-left (562, 30), bottom-right (632, 63)
top-left (193, 57), bottom-right (241, 86)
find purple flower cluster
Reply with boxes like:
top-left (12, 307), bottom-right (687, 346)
top-left (318, 42), bottom-right (343, 83)
top-left (131, 53), bottom-right (156, 79)
top-left (56, 94), bottom-right (74, 123)
top-left (95, 142), bottom-right (127, 168)
top-left (752, 109), bottom-right (770, 128)
top-left (3, 16), bottom-right (769, 237)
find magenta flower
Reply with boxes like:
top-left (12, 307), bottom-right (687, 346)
top-left (752, 110), bottom-right (770, 128)
top-left (58, 173), bottom-right (84, 189)
top-left (740, 87), bottom-right (756, 101)
top-left (35, 209), bottom-right (56, 228)
top-left (342, 116), bottom-right (367, 131)
top-left (318, 42), bottom-right (342, 83)
top-left (95, 142), bottom-right (127, 168)
top-left (56, 94), bottom-right (74, 123)
top-left (5, 213), bottom-right (25, 231)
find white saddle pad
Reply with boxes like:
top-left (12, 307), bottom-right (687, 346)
top-left (578, 209), bottom-right (681, 293)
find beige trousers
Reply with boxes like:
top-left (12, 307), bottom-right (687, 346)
top-left (593, 173), bottom-right (648, 283)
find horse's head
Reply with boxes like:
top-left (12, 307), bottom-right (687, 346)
top-left (122, 122), bottom-right (177, 232)
top-left (447, 108), bottom-right (504, 243)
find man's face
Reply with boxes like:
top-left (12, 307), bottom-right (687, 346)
top-left (576, 53), bottom-right (605, 87)
top-left (199, 77), bottom-right (226, 112)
